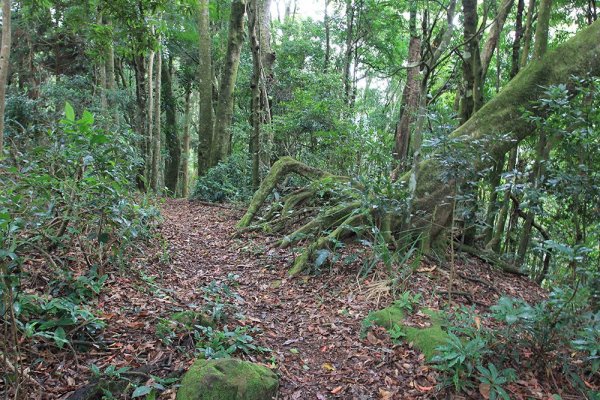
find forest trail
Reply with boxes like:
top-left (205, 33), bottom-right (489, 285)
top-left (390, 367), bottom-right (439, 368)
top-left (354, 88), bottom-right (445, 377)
top-left (158, 199), bottom-right (438, 399)
top-left (43, 199), bottom-right (543, 400)
top-left (148, 199), bottom-right (543, 399)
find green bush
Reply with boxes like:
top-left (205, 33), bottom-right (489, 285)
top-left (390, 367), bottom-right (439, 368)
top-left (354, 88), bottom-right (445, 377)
top-left (1, 103), bottom-right (159, 351)
top-left (191, 154), bottom-right (252, 203)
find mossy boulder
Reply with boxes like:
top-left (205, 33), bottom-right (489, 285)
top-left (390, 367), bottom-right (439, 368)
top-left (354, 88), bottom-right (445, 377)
top-left (176, 358), bottom-right (279, 400)
top-left (364, 306), bottom-right (448, 361)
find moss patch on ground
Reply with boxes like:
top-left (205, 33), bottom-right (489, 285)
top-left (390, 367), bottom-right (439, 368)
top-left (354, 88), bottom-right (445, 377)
top-left (176, 358), bottom-right (279, 400)
top-left (364, 306), bottom-right (448, 361)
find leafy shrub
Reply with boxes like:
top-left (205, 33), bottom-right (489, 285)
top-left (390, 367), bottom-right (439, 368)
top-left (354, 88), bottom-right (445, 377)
top-left (1, 104), bottom-right (158, 353)
top-left (191, 154), bottom-right (252, 203)
top-left (433, 287), bottom-right (597, 397)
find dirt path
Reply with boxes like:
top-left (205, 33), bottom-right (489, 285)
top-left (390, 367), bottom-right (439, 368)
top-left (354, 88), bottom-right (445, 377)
top-left (152, 199), bottom-right (543, 399)
top-left (156, 199), bottom-right (444, 399)
top-left (39, 199), bottom-right (542, 399)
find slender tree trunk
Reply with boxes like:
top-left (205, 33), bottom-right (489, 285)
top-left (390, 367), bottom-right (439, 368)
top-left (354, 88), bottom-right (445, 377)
top-left (106, 20), bottom-right (116, 93)
top-left (146, 50), bottom-right (155, 182)
top-left (211, 0), bottom-right (247, 167)
top-left (198, 0), bottom-right (214, 175)
top-left (519, 0), bottom-right (536, 68)
top-left (393, 7), bottom-right (421, 168)
top-left (487, 147), bottom-right (517, 252)
top-left (480, 0), bottom-right (514, 82)
top-left (133, 55), bottom-right (148, 189)
top-left (0, 0), bottom-right (12, 157)
top-left (324, 0), bottom-right (331, 72)
top-left (151, 50), bottom-right (162, 192)
top-left (532, 0), bottom-right (553, 60)
top-left (459, 0), bottom-right (483, 124)
top-left (181, 90), bottom-right (192, 197)
top-left (343, 0), bottom-right (355, 105)
top-left (516, 132), bottom-right (550, 266)
top-left (259, 0), bottom-right (274, 168)
top-left (249, 0), bottom-right (262, 190)
top-left (510, 0), bottom-right (525, 77)
top-left (483, 152), bottom-right (505, 243)
top-left (163, 56), bottom-right (180, 195)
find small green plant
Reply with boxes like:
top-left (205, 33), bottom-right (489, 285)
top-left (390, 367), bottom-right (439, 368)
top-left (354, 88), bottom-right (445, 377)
top-left (393, 291), bottom-right (422, 313)
top-left (194, 326), bottom-right (270, 359)
top-left (476, 363), bottom-right (516, 400)
top-left (201, 279), bottom-right (243, 322)
top-left (432, 332), bottom-right (490, 391)
top-left (388, 324), bottom-right (407, 344)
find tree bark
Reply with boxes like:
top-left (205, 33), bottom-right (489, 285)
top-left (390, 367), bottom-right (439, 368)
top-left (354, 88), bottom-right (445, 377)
top-left (151, 50), bottom-right (162, 192)
top-left (343, 0), bottom-right (355, 105)
top-left (510, 0), bottom-right (525, 78)
top-left (393, 7), bottom-right (421, 168)
top-left (459, 0), bottom-right (483, 123)
top-left (519, 0), bottom-right (536, 68)
top-left (163, 55), bottom-right (180, 196)
top-left (146, 50), bottom-right (155, 182)
top-left (0, 0), bottom-right (12, 157)
top-left (324, 0), bottom-right (331, 72)
top-left (181, 90), bottom-right (192, 198)
top-left (532, 0), bottom-right (553, 60)
top-left (480, 0), bottom-right (514, 81)
top-left (197, 0), bottom-right (213, 176)
top-left (249, 0), bottom-right (262, 191)
top-left (210, 0), bottom-right (247, 167)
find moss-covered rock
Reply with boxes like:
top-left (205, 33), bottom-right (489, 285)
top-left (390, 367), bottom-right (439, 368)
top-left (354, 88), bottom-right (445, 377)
top-left (364, 307), bottom-right (449, 361)
top-left (176, 358), bottom-right (279, 400)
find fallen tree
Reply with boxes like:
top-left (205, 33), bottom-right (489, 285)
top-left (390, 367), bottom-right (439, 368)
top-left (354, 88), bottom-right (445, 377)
top-left (237, 20), bottom-right (600, 276)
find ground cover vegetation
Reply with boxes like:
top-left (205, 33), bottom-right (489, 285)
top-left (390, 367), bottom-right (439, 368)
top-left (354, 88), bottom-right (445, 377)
top-left (0, 0), bottom-right (599, 398)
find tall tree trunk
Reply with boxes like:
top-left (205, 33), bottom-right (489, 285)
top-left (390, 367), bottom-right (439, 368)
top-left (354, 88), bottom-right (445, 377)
top-left (210, 0), bottom-right (247, 167)
top-left (133, 55), bottom-right (148, 189)
top-left (259, 0), bottom-right (274, 169)
top-left (181, 90), bottom-right (192, 198)
top-left (146, 50), bottom-right (155, 182)
top-left (393, 6), bottom-right (420, 168)
top-left (324, 0), bottom-right (331, 72)
top-left (510, 0), bottom-right (525, 77)
top-left (519, 0), bottom-right (536, 67)
top-left (97, 13), bottom-right (108, 111)
top-left (151, 50), bottom-right (162, 192)
top-left (480, 0), bottom-right (515, 82)
top-left (249, 0), bottom-right (262, 190)
top-left (106, 20), bottom-right (116, 93)
top-left (0, 0), bottom-right (12, 157)
top-left (163, 56), bottom-right (180, 195)
top-left (459, 0), bottom-right (483, 124)
top-left (343, 0), bottom-right (355, 105)
top-left (197, 0), bottom-right (213, 175)
top-left (532, 0), bottom-right (553, 60)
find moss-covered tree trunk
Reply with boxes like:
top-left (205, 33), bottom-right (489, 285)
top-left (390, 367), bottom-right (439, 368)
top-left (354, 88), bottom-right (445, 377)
top-left (210, 0), bottom-right (247, 167)
top-left (240, 20), bottom-right (600, 276)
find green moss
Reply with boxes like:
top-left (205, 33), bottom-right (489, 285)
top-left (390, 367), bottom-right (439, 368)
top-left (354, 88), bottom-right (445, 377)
top-left (176, 358), bottom-right (279, 400)
top-left (365, 307), bottom-right (449, 361)
top-left (365, 305), bottom-right (405, 329)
